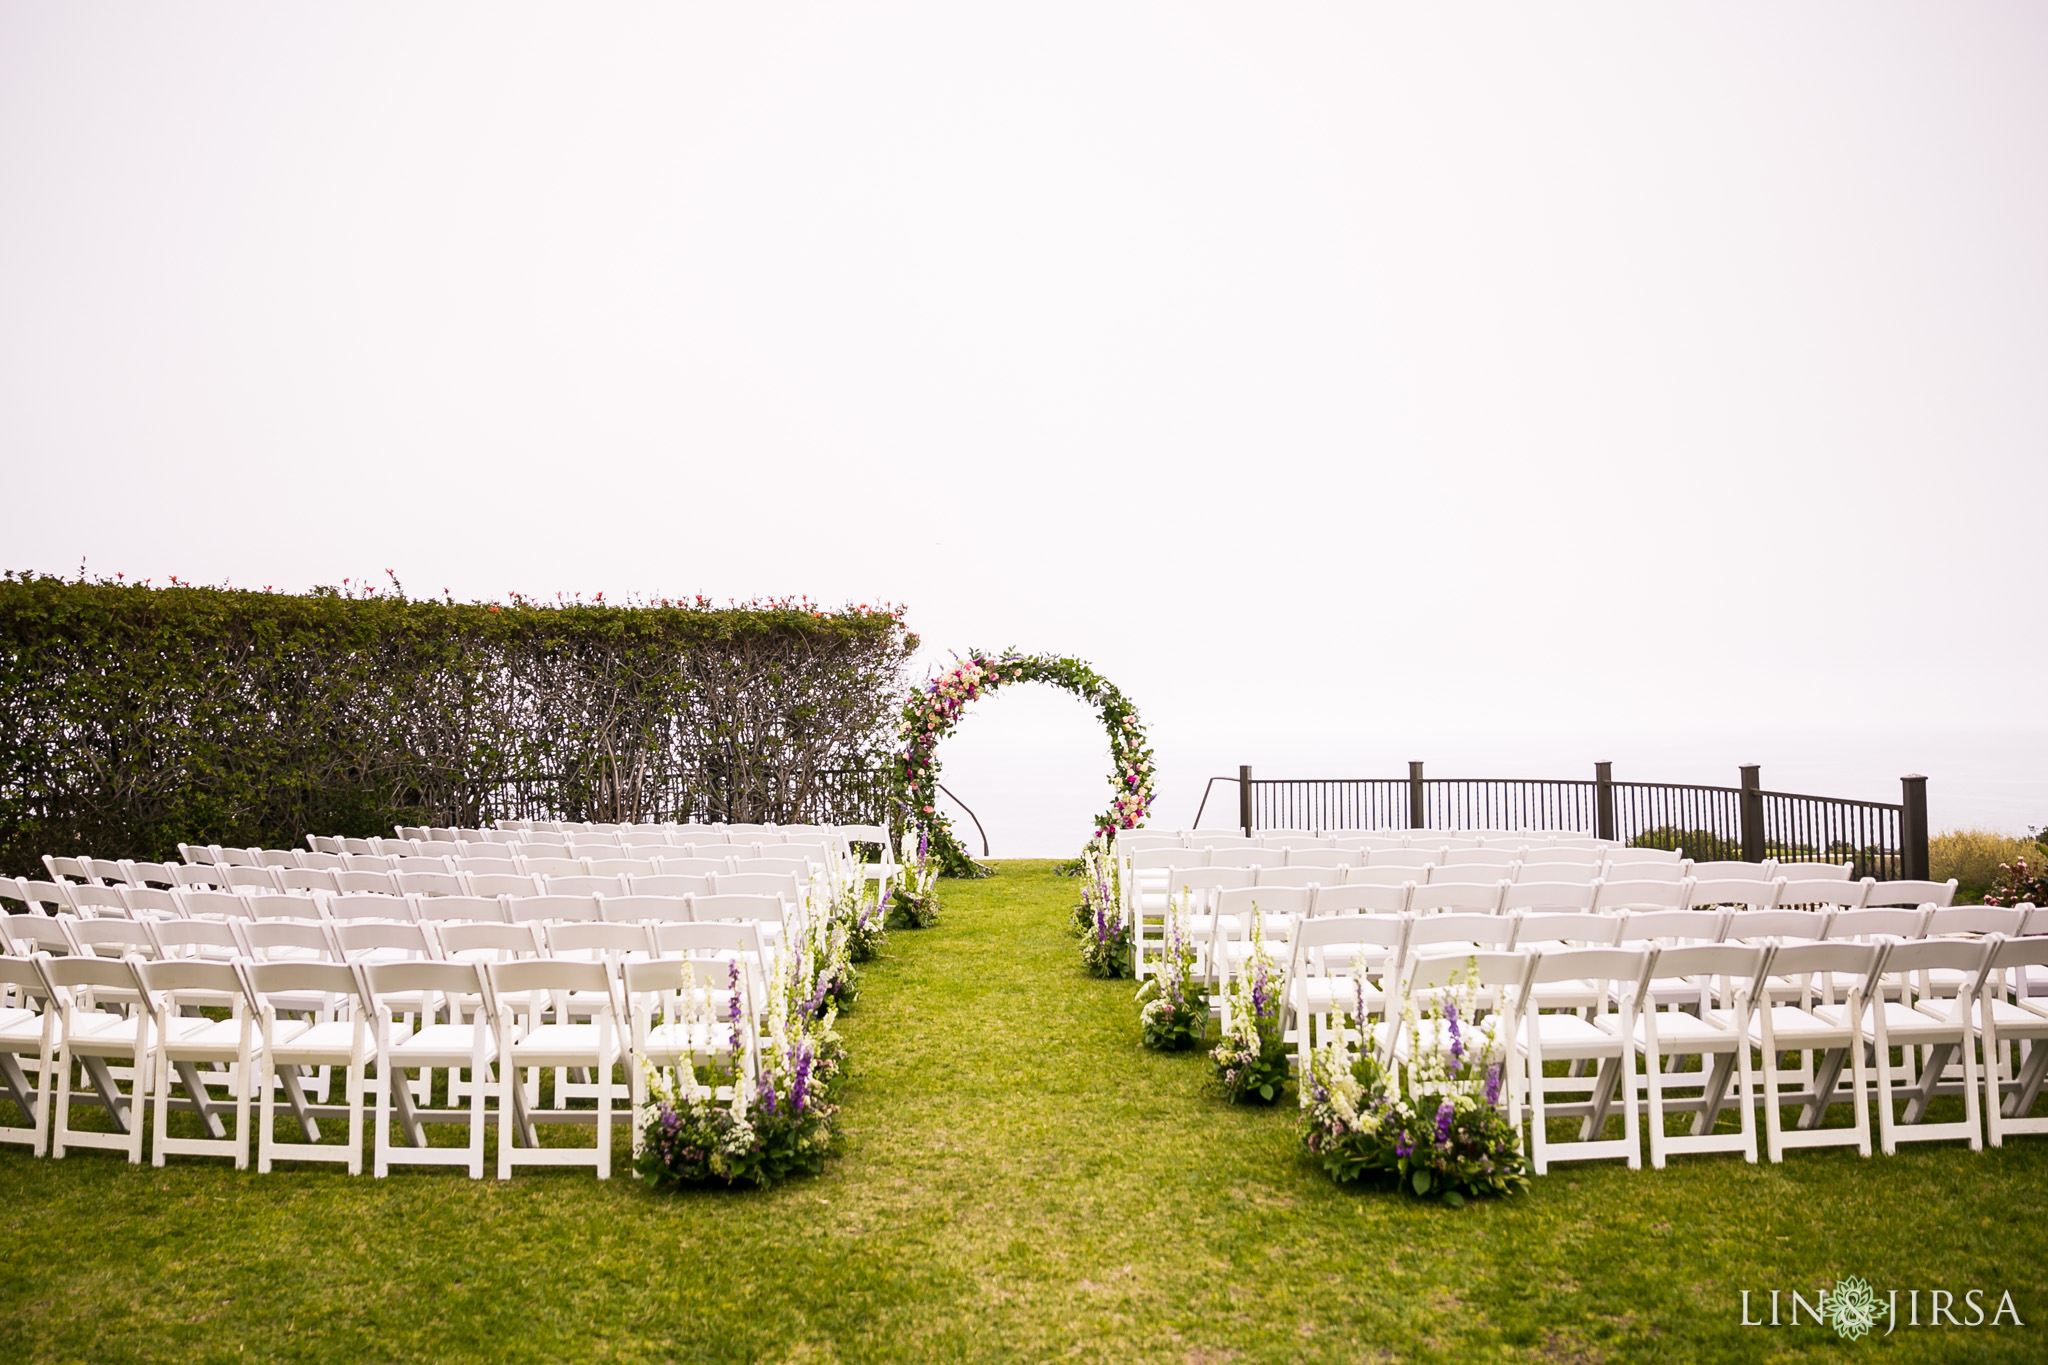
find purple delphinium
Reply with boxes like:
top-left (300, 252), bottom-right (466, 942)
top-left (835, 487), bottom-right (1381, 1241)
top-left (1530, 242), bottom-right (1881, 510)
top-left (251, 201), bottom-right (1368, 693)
top-left (1484, 1061), bottom-right (1502, 1107)
top-left (1394, 1131), bottom-right (1414, 1158)
top-left (789, 1039), bottom-right (813, 1116)
top-left (801, 971), bottom-right (831, 1020)
top-left (726, 960), bottom-right (744, 1053)
top-left (1435, 1099), bottom-right (1454, 1145)
top-left (1445, 999), bottom-right (1465, 1065)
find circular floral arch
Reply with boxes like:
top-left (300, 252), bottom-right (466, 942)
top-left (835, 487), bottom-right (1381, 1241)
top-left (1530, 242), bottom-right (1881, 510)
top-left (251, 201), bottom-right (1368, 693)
top-left (894, 652), bottom-right (1154, 876)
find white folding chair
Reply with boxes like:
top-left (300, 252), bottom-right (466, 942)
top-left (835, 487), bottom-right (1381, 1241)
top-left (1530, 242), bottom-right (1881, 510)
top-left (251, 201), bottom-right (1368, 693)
top-left (1862, 938), bottom-right (1992, 1154)
top-left (0, 956), bottom-right (57, 1154)
top-left (1386, 949), bottom-right (1534, 1123)
top-left (1685, 878), bottom-right (1780, 911)
top-left (37, 953), bottom-right (153, 1163)
top-left (1773, 861), bottom-right (1854, 881)
top-left (366, 960), bottom-right (496, 1179)
top-left (411, 894), bottom-right (508, 926)
top-left (1594, 879), bottom-right (1692, 914)
top-left (599, 894), bottom-right (692, 925)
top-left (243, 961), bottom-right (371, 1173)
top-left (1501, 882), bottom-right (1599, 915)
top-left (1983, 936), bottom-right (2048, 1146)
top-left (1284, 913), bottom-right (1408, 1074)
top-left (1520, 947), bottom-right (1648, 1172)
top-left (1346, 864), bottom-right (1431, 888)
top-left (1309, 883), bottom-right (1412, 917)
top-left (1409, 882), bottom-right (1506, 916)
top-left (1283, 848), bottom-right (1359, 869)
top-left (1210, 887), bottom-right (1313, 987)
top-left (1635, 943), bottom-right (1769, 1167)
top-left (504, 894), bottom-right (601, 925)
top-left (1684, 861), bottom-right (1769, 881)
top-left (1751, 941), bottom-right (1881, 1162)
top-left (1776, 877), bottom-right (1867, 911)
top-left (1863, 879), bottom-right (1960, 910)
top-left (489, 959), bottom-right (620, 1180)
top-left (1253, 866), bottom-right (1338, 889)
top-left (138, 959), bottom-right (255, 1168)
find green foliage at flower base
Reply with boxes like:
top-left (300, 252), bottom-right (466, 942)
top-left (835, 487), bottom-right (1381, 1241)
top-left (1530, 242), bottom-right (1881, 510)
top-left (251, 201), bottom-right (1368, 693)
top-left (1301, 1056), bottom-right (1528, 1206)
top-left (888, 887), bottom-right (941, 929)
top-left (635, 1076), bottom-right (840, 1189)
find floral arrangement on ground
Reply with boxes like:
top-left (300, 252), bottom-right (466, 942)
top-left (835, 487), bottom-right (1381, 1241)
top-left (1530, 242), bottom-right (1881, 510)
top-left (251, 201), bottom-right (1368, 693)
top-left (1299, 961), bottom-right (1528, 1206)
top-left (1210, 907), bottom-right (1289, 1104)
top-left (888, 826), bottom-right (941, 929)
top-left (635, 846), bottom-right (881, 1188)
top-left (1135, 886), bottom-right (1208, 1051)
top-left (1073, 836), bottom-right (1131, 978)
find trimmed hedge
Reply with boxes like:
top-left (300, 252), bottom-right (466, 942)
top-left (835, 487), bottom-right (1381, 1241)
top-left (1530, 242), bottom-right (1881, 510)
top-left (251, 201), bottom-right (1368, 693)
top-left (0, 575), bottom-right (914, 874)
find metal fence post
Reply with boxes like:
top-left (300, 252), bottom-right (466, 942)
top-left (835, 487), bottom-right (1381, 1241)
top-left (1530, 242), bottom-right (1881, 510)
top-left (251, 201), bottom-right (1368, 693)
top-left (1594, 761), bottom-right (1616, 842)
top-left (1901, 774), bottom-right (1929, 881)
top-left (1739, 764), bottom-right (1764, 863)
top-left (1238, 765), bottom-right (1254, 837)
top-left (1408, 761), bottom-right (1426, 830)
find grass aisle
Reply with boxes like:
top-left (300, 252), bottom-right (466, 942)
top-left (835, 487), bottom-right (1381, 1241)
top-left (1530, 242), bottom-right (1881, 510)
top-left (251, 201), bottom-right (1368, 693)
top-left (3, 861), bottom-right (2047, 1362)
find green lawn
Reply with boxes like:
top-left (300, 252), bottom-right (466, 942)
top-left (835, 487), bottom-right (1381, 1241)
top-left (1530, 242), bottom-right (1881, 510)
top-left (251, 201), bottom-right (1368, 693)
top-left (3, 861), bottom-right (2046, 1362)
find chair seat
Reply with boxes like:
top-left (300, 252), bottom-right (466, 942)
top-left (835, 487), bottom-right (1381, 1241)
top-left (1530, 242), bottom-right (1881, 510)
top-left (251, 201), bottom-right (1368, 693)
top-left (1984, 998), bottom-right (2048, 1036)
top-left (1636, 1008), bottom-right (1744, 1050)
top-left (0, 1007), bottom-right (44, 1042)
top-left (159, 1015), bottom-right (247, 1060)
top-left (1522, 1011), bottom-right (1625, 1055)
top-left (390, 1024), bottom-right (495, 1064)
top-left (1861, 1000), bottom-right (1970, 1044)
top-left (269, 1020), bottom-right (363, 1063)
top-left (1528, 979), bottom-right (1602, 1009)
top-left (65, 1012), bottom-right (145, 1055)
top-left (1752, 1005), bottom-right (1854, 1045)
top-left (508, 1023), bottom-right (609, 1065)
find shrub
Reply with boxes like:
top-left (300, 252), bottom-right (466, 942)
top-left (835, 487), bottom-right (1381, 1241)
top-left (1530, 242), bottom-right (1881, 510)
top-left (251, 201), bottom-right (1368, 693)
top-left (0, 574), bottom-right (913, 875)
top-left (1931, 828), bottom-right (2048, 904)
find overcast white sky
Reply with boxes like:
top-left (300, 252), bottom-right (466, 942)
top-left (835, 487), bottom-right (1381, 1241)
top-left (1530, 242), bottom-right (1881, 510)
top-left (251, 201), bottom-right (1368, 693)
top-left (3, 4), bottom-right (2044, 853)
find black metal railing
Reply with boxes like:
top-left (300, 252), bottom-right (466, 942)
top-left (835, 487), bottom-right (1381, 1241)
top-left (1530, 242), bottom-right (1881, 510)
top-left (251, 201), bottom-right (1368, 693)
top-left (1193, 762), bottom-right (1929, 881)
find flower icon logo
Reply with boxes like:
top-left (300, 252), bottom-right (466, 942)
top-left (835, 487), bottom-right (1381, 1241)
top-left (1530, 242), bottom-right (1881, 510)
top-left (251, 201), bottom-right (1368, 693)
top-left (1829, 1276), bottom-right (1881, 1341)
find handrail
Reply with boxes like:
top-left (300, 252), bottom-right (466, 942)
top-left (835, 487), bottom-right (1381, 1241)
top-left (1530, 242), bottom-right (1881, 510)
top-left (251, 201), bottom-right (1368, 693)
top-left (1191, 775), bottom-right (1237, 829)
top-left (936, 782), bottom-right (990, 857)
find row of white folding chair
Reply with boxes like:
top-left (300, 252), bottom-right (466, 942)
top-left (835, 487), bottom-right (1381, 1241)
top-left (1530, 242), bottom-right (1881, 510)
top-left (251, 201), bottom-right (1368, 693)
top-left (1269, 901), bottom-right (2032, 982)
top-left (0, 907), bottom-right (794, 968)
top-left (498, 820), bottom-right (888, 849)
top-left (1142, 867), bottom-right (1943, 918)
top-left (4, 891), bottom-right (795, 945)
top-left (0, 930), bottom-right (770, 1178)
top-left (32, 863), bottom-right (816, 909)
top-left (1118, 829), bottom-right (1614, 852)
top-left (1286, 932), bottom-right (2047, 1175)
top-left (1122, 845), bottom-right (1707, 876)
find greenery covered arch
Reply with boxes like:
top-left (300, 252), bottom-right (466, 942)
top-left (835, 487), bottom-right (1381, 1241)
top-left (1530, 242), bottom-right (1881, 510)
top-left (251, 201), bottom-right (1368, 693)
top-left (894, 652), bottom-right (1154, 877)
